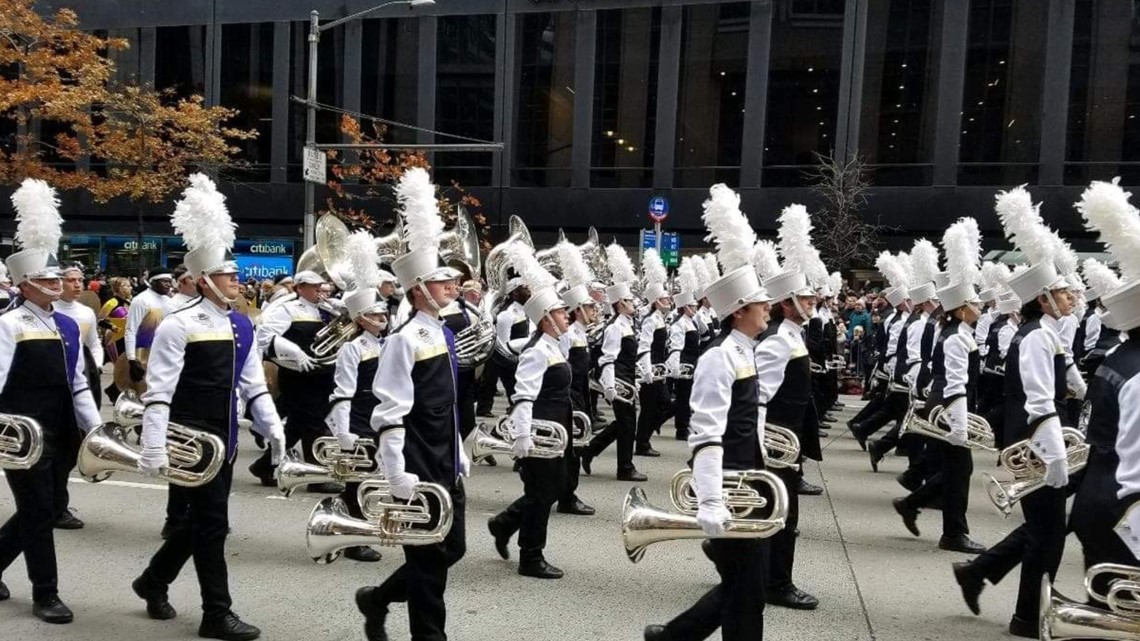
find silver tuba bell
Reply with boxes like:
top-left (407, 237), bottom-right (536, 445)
top-left (984, 427), bottom-right (1089, 517)
top-left (373, 219), bottom-right (406, 266)
top-left (471, 415), bottom-right (569, 462)
top-left (1040, 570), bottom-right (1140, 641)
top-left (276, 436), bottom-right (382, 498)
top-left (0, 413), bottom-right (44, 471)
top-left (901, 401), bottom-right (996, 452)
top-left (306, 214), bottom-right (362, 365)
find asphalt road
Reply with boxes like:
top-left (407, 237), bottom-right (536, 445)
top-left (0, 392), bottom-right (1090, 640)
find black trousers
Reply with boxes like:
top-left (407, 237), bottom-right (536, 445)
top-left (768, 466), bottom-right (800, 591)
top-left (368, 481), bottom-right (467, 641)
top-left (673, 378), bottom-right (694, 439)
top-left (496, 360), bottom-right (519, 404)
top-left (970, 486), bottom-right (1067, 623)
top-left (52, 429), bottom-right (80, 519)
top-left (560, 443), bottom-right (582, 504)
top-left (854, 391), bottom-right (907, 439)
top-left (475, 360), bottom-right (498, 415)
top-left (636, 381), bottom-right (667, 448)
top-left (0, 454), bottom-right (62, 601)
top-left (142, 460), bottom-right (235, 619)
top-left (662, 538), bottom-right (768, 641)
top-left (492, 457), bottom-right (567, 563)
top-left (1071, 463), bottom-right (1132, 607)
top-left (900, 441), bottom-right (972, 538)
top-left (587, 397), bottom-right (636, 473)
top-left (851, 384), bottom-right (886, 424)
top-left (456, 368), bottom-right (477, 441)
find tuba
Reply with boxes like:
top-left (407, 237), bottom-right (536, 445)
top-left (373, 219), bottom-right (406, 266)
top-left (78, 419), bottom-right (225, 488)
top-left (306, 478), bottom-right (454, 563)
top-left (1040, 569), bottom-right (1140, 641)
top-left (0, 414), bottom-right (44, 471)
top-left (901, 402), bottom-right (996, 452)
top-left (621, 469), bottom-right (788, 563)
top-left (470, 416), bottom-right (569, 462)
top-left (763, 424), bottom-right (801, 471)
top-left (306, 215), bottom-right (362, 364)
top-left (276, 437), bottom-right (382, 498)
top-left (485, 215), bottom-right (534, 296)
top-left (669, 469), bottom-right (775, 518)
top-left (589, 377), bottom-right (639, 408)
top-left (571, 410), bottom-right (594, 447)
top-left (983, 428), bottom-right (1088, 516)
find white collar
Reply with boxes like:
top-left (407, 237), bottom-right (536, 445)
top-left (728, 328), bottom-right (759, 350)
top-left (21, 299), bottom-right (54, 321)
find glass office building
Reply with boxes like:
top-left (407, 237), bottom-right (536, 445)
top-left (7, 0), bottom-right (1138, 254)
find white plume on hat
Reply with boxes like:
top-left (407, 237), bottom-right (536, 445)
top-left (777, 204), bottom-right (817, 277)
top-left (829, 271), bottom-right (843, 296)
top-left (507, 242), bottom-right (555, 293)
top-left (876, 251), bottom-right (909, 290)
top-left (981, 261), bottom-right (1012, 294)
top-left (555, 241), bottom-right (594, 290)
top-left (1076, 178), bottom-right (1140, 283)
top-left (678, 257), bottom-right (700, 296)
top-left (345, 230), bottom-right (382, 290)
top-left (172, 173), bottom-right (235, 255)
top-left (691, 256), bottom-right (711, 293)
top-left (942, 218), bottom-right (982, 286)
top-left (702, 254), bottom-right (721, 282)
top-left (996, 185), bottom-right (1052, 265)
top-left (1083, 259), bottom-right (1121, 298)
top-left (398, 168), bottom-right (442, 253)
top-left (642, 248), bottom-right (667, 285)
top-left (910, 239), bottom-right (939, 286)
top-left (751, 239), bottom-right (782, 281)
top-left (1048, 230), bottom-right (1080, 283)
top-left (11, 178), bottom-right (63, 254)
top-left (605, 242), bottom-right (637, 285)
top-left (702, 184), bottom-right (756, 273)
top-left (895, 252), bottom-right (914, 288)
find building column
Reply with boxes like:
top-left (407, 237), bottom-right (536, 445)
top-left (494, 12), bottom-right (515, 189)
top-left (571, 10), bottom-right (597, 189)
top-left (740, 0), bottom-right (773, 189)
top-left (652, 6), bottom-right (682, 190)
top-left (931, 0), bottom-right (970, 187)
top-left (416, 16), bottom-right (438, 146)
top-left (271, 22), bottom-right (290, 184)
top-left (835, 0), bottom-right (868, 163)
top-left (1037, 0), bottom-right (1075, 186)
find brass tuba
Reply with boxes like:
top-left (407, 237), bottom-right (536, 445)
top-left (984, 427), bottom-right (1089, 517)
top-left (439, 205), bottom-right (482, 280)
top-left (470, 415), bottom-right (569, 462)
top-left (306, 214), bottom-right (362, 364)
top-left (0, 414), bottom-right (44, 471)
top-left (669, 469), bottom-right (775, 518)
top-left (621, 469), bottom-right (788, 563)
top-left (901, 401), bottom-right (996, 452)
top-left (1040, 571), bottom-right (1140, 641)
top-left (484, 215), bottom-right (534, 296)
top-left (78, 419), bottom-right (225, 488)
top-left (589, 377), bottom-right (639, 408)
top-left (305, 478), bottom-right (454, 564)
top-left (763, 424), bottom-right (801, 471)
top-left (571, 410), bottom-right (594, 447)
top-left (276, 437), bottom-right (381, 498)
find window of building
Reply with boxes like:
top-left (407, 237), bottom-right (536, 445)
top-left (857, 0), bottom-right (939, 186)
top-left (513, 12), bottom-right (576, 188)
top-left (762, 4), bottom-right (844, 187)
top-left (287, 22), bottom-right (342, 182)
top-left (957, 0), bottom-right (1046, 186)
top-left (591, 7), bottom-right (660, 189)
top-left (1065, 0), bottom-right (1140, 185)
top-left (673, 3), bottom-right (750, 188)
top-left (435, 14), bottom-right (497, 187)
top-left (220, 23), bottom-right (274, 183)
top-left (361, 18), bottom-right (420, 145)
top-left (155, 26), bottom-right (207, 99)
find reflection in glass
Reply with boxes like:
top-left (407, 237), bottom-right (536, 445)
top-left (763, 6), bottom-right (843, 187)
top-left (436, 14), bottom-right (497, 187)
top-left (957, 0), bottom-right (1045, 186)
top-left (155, 26), bottom-right (207, 99)
top-left (591, 7), bottom-right (660, 189)
top-left (221, 23), bottom-right (274, 182)
top-left (673, 3), bottom-right (750, 188)
top-left (361, 18), bottom-right (420, 145)
top-left (1065, 0), bottom-right (1140, 185)
top-left (514, 12), bottom-right (576, 188)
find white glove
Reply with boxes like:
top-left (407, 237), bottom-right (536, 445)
top-left (138, 447), bottom-right (168, 477)
top-left (337, 432), bottom-right (359, 452)
top-left (273, 338), bottom-right (317, 372)
top-left (458, 446), bottom-right (471, 478)
top-left (388, 472), bottom-right (420, 500)
top-left (604, 387), bottom-right (616, 403)
top-left (692, 447), bottom-right (728, 537)
top-left (697, 502), bottom-right (732, 537)
top-left (1067, 365), bottom-right (1088, 400)
top-left (1114, 503), bottom-right (1140, 561)
top-left (1042, 458), bottom-right (1070, 489)
top-left (269, 432), bottom-right (287, 465)
top-left (945, 399), bottom-right (969, 448)
top-left (512, 433), bottom-right (535, 459)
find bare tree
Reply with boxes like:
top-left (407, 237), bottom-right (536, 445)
top-left (803, 151), bottom-right (882, 272)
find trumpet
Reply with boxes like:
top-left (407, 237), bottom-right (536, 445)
top-left (471, 416), bottom-right (569, 462)
top-left (0, 414), bottom-right (44, 471)
top-left (764, 424), bottom-right (801, 471)
top-left (571, 411), bottom-right (594, 447)
top-left (589, 377), bottom-right (639, 408)
top-left (983, 428), bottom-right (1088, 516)
top-left (78, 421), bottom-right (225, 487)
top-left (276, 437), bottom-right (381, 497)
top-left (901, 402), bottom-right (996, 452)
top-left (621, 469), bottom-right (788, 563)
top-left (306, 479), bottom-right (454, 564)
top-left (1040, 570), bottom-right (1140, 641)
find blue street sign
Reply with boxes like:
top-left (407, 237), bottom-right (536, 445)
top-left (642, 230), bottom-right (681, 267)
top-left (648, 196), bottom-right (669, 223)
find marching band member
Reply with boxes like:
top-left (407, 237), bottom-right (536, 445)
top-left (165, 264), bottom-right (201, 314)
top-left (489, 278), bottom-right (533, 403)
top-left (635, 249), bottom-right (671, 457)
top-left (554, 241), bottom-right (598, 515)
top-left (357, 168), bottom-right (468, 641)
top-left (892, 218), bottom-right (986, 554)
top-left (697, 254), bottom-right (720, 348)
top-left (849, 253), bottom-right (912, 443)
top-left (440, 270), bottom-right (480, 442)
top-left (132, 175), bottom-right (285, 640)
top-left (124, 269), bottom-right (173, 387)
top-left (951, 187), bottom-right (1079, 638)
top-left (580, 242), bottom-right (647, 482)
top-left (1079, 259), bottom-right (1125, 375)
top-left (980, 292), bottom-right (1021, 449)
top-left (644, 184), bottom-right (774, 641)
top-left (250, 270), bottom-right (337, 489)
top-left (667, 258), bottom-right (702, 442)
top-left (487, 244), bottom-right (571, 578)
top-left (324, 231), bottom-right (391, 565)
top-left (0, 180), bottom-right (102, 624)
top-left (973, 280), bottom-right (999, 356)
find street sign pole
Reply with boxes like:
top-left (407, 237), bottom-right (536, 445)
top-left (654, 221), bottom-right (662, 254)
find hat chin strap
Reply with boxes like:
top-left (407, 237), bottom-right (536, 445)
top-left (416, 282), bottom-right (442, 312)
top-left (792, 296), bottom-right (814, 322)
top-left (543, 312), bottom-right (564, 338)
top-left (358, 315), bottom-right (388, 332)
top-left (203, 275), bottom-right (237, 306)
top-left (27, 280), bottom-right (61, 301)
top-left (1043, 289), bottom-right (1063, 319)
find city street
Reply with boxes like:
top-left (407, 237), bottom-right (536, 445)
top-left (1, 393), bottom-right (1088, 641)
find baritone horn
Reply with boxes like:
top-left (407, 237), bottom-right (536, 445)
top-left (0, 414), bottom-right (44, 471)
top-left (621, 469), bottom-right (787, 563)
top-left (571, 410), bottom-right (594, 447)
top-left (471, 416), bottom-right (568, 462)
top-left (669, 469), bottom-right (773, 518)
top-left (901, 401), bottom-right (996, 452)
top-left (763, 424), bottom-right (801, 471)
top-left (1040, 572), bottom-right (1140, 641)
top-left (276, 437), bottom-right (381, 498)
top-left (78, 420), bottom-right (225, 487)
top-left (983, 427), bottom-right (1088, 517)
top-left (306, 479), bottom-right (454, 564)
top-left (589, 377), bottom-right (639, 408)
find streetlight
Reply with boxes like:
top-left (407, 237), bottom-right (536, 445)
top-left (303, 0), bottom-right (436, 250)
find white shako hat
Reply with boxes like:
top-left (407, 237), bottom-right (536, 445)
top-left (1081, 258), bottom-right (1120, 306)
top-left (605, 241), bottom-right (637, 304)
top-left (979, 261), bottom-right (1013, 305)
top-left (390, 168), bottom-right (462, 290)
top-left (673, 256), bottom-right (701, 308)
top-left (996, 292), bottom-right (1021, 314)
top-left (341, 230), bottom-right (388, 319)
top-left (908, 238), bottom-right (939, 304)
top-left (936, 217), bottom-right (982, 311)
top-left (876, 251), bottom-right (910, 308)
top-left (1076, 178), bottom-right (1140, 331)
top-left (556, 239), bottom-right (595, 311)
top-left (506, 242), bottom-right (566, 326)
top-left (7, 178), bottom-right (64, 283)
top-left (997, 185), bottom-right (1069, 305)
top-left (701, 183), bottom-right (769, 319)
top-left (641, 248), bottom-right (670, 302)
top-left (171, 173), bottom-right (239, 278)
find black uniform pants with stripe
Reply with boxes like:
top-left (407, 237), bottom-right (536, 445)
top-left (142, 461), bottom-right (235, 619)
top-left (587, 396), bottom-right (636, 473)
top-left (636, 380), bottom-right (667, 448)
top-left (673, 378), bottom-right (694, 439)
top-left (662, 538), bottom-right (768, 641)
top-left (0, 454), bottom-right (63, 602)
top-left (492, 457), bottom-right (567, 563)
top-left (854, 391), bottom-right (907, 439)
top-left (969, 486), bottom-right (1067, 623)
top-left (899, 441), bottom-right (972, 538)
top-left (767, 466), bottom-right (800, 591)
top-left (369, 481), bottom-right (467, 641)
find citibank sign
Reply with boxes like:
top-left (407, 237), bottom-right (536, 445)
top-left (234, 239), bottom-right (294, 256)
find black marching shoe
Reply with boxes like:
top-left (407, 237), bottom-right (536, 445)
top-left (579, 450), bottom-right (594, 475)
top-left (247, 458), bottom-right (275, 487)
top-left (634, 445), bottom-right (661, 457)
top-left (892, 498), bottom-right (920, 537)
top-left (355, 587), bottom-right (389, 641)
top-left (767, 585), bottom-right (819, 610)
top-left (199, 611), bottom-right (260, 641)
top-left (33, 596), bottom-right (74, 624)
top-left (478, 455), bottom-right (498, 467)
top-left (896, 472), bottom-right (922, 492)
top-left (343, 546), bottom-right (382, 563)
top-left (617, 468), bottom-right (648, 482)
top-left (132, 575), bottom-right (177, 620)
top-left (0, 580), bottom-right (9, 602)
top-left (54, 509), bottom-right (84, 530)
top-left (867, 441), bottom-right (885, 472)
top-left (939, 534), bottom-right (985, 554)
top-left (556, 499), bottom-right (595, 516)
top-left (1008, 614), bottom-right (1038, 639)
top-left (795, 479), bottom-right (823, 496)
top-left (952, 561), bottom-right (984, 615)
top-left (487, 518), bottom-right (512, 560)
top-left (518, 559), bottom-right (564, 579)
top-left (644, 624), bottom-right (668, 640)
top-left (674, 431), bottom-right (689, 441)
